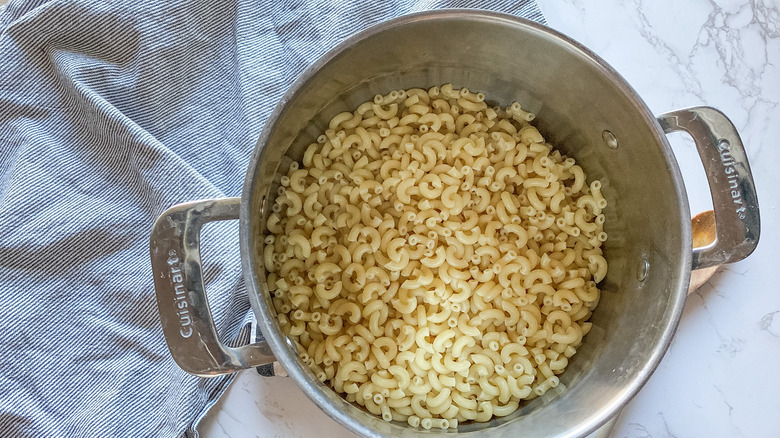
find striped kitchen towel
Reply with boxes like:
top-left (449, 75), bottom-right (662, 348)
top-left (0, 1), bottom-right (544, 436)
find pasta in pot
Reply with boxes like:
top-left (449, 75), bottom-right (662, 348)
top-left (262, 84), bottom-right (608, 428)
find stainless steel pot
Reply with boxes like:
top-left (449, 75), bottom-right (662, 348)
top-left (149, 10), bottom-right (759, 438)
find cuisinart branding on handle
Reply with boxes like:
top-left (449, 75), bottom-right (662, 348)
top-left (718, 140), bottom-right (747, 220)
top-left (167, 249), bottom-right (193, 338)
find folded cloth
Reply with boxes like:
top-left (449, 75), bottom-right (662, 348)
top-left (0, 1), bottom-right (544, 437)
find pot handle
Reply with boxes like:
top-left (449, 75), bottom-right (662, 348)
top-left (657, 106), bottom-right (760, 270)
top-left (150, 197), bottom-right (276, 377)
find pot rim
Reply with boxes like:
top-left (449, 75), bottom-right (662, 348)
top-left (239, 9), bottom-right (691, 438)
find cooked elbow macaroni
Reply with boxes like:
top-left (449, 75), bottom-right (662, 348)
top-left (262, 84), bottom-right (608, 428)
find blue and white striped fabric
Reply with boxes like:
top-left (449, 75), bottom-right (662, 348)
top-left (0, 1), bottom-right (544, 436)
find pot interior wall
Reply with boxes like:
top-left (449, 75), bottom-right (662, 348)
top-left (247, 12), bottom-right (690, 438)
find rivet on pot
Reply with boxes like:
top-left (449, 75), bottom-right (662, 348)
top-left (602, 130), bottom-right (619, 149)
top-left (637, 258), bottom-right (649, 282)
top-left (273, 361), bottom-right (288, 377)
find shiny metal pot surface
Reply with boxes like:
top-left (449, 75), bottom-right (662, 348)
top-left (150, 10), bottom-right (759, 438)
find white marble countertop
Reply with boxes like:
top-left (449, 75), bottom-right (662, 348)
top-left (198, 1), bottom-right (780, 436)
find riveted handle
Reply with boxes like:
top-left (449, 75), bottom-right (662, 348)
top-left (657, 107), bottom-right (760, 270)
top-left (150, 197), bottom-right (276, 377)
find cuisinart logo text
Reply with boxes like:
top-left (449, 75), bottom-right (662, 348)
top-left (718, 140), bottom-right (747, 220)
top-left (167, 250), bottom-right (193, 338)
